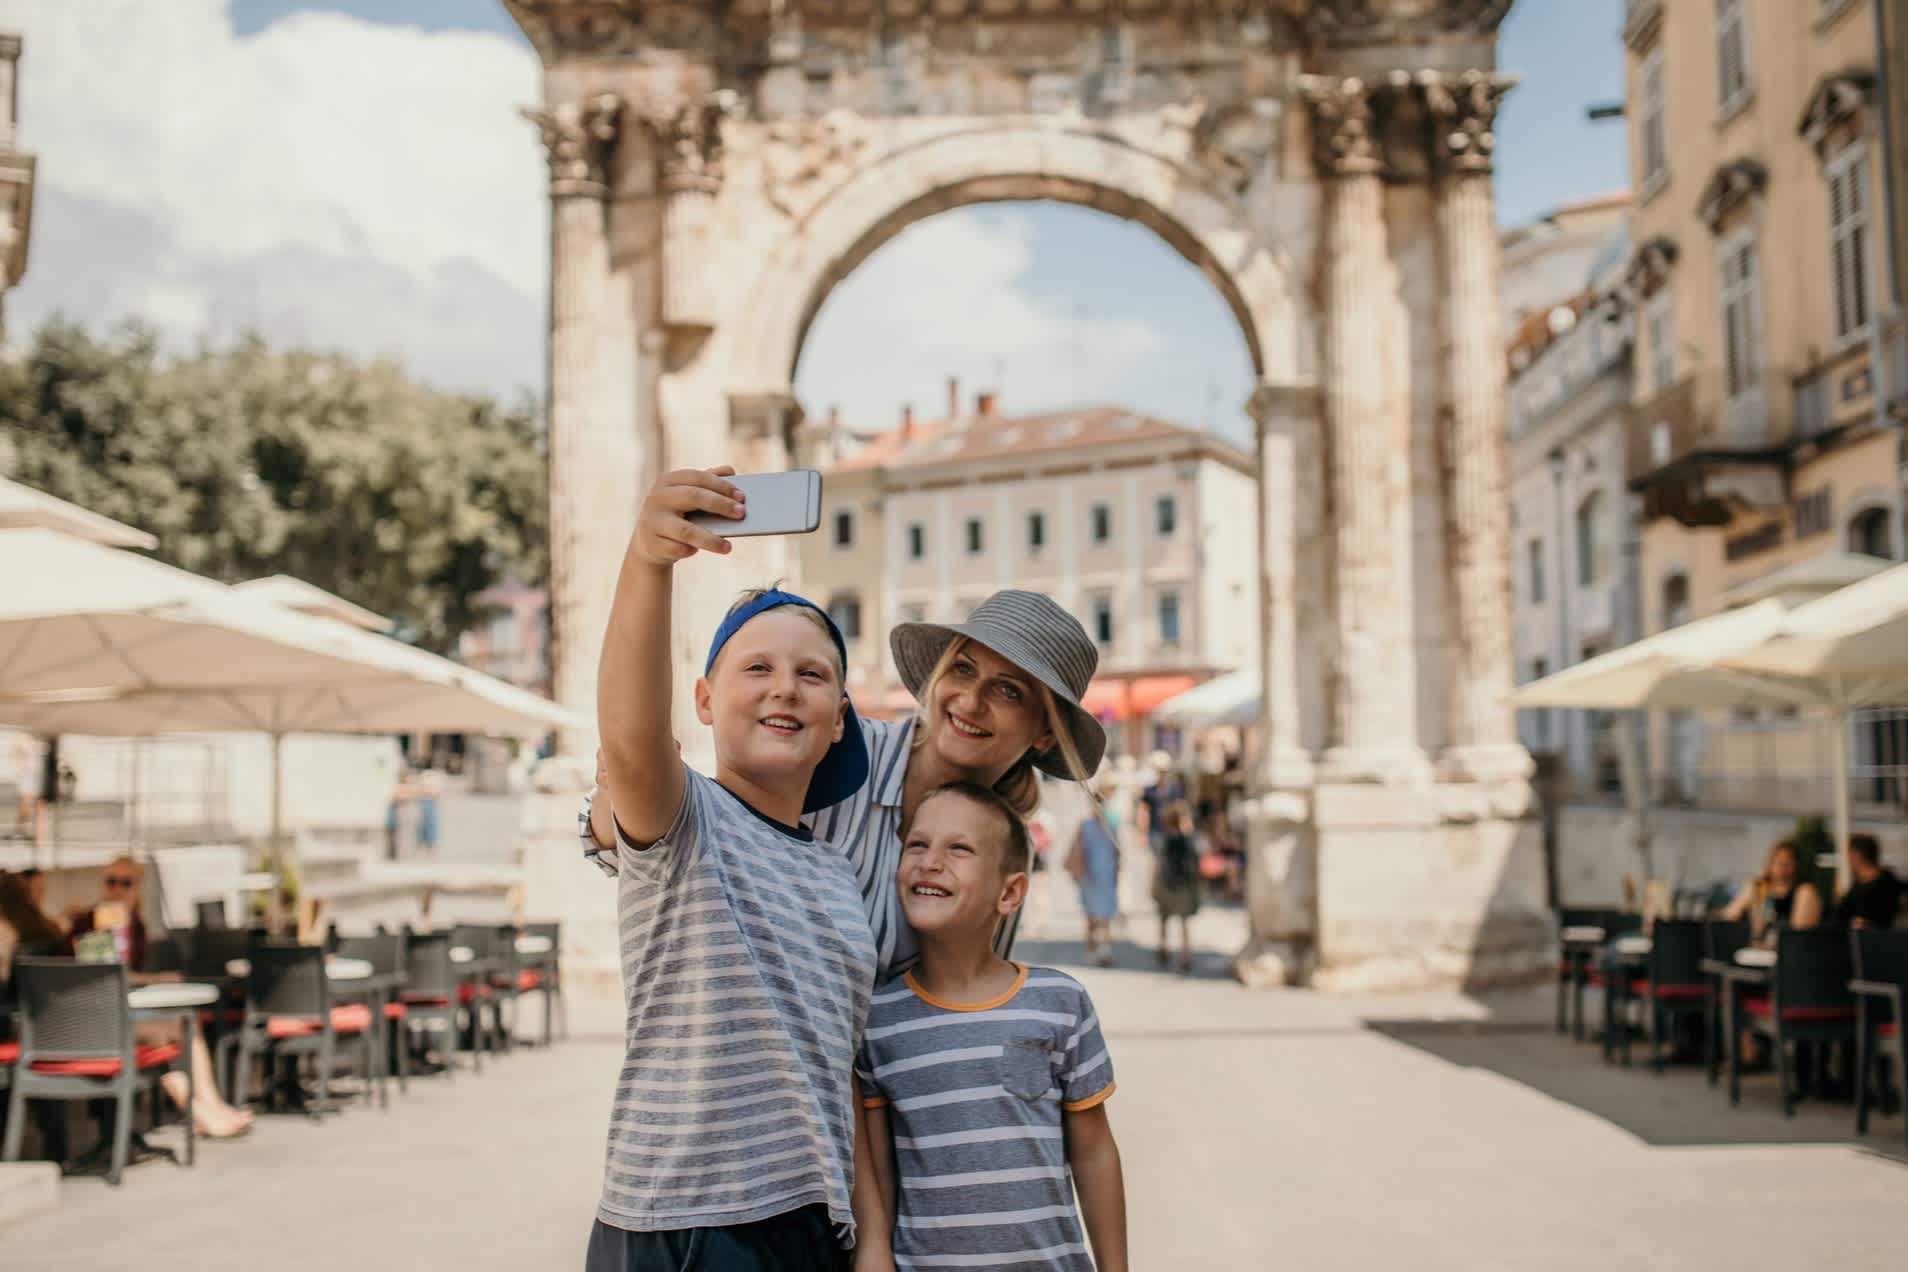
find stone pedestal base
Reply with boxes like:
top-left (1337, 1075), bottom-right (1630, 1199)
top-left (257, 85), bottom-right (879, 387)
top-left (517, 786), bottom-right (624, 1015)
top-left (1239, 779), bottom-right (1549, 993)
top-left (1436, 743), bottom-right (1537, 786)
top-left (1317, 745), bottom-right (1434, 786)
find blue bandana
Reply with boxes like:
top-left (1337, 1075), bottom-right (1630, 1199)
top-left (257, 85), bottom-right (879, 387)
top-left (704, 589), bottom-right (869, 814)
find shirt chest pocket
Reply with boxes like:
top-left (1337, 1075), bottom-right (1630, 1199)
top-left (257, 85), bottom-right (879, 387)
top-left (1000, 1039), bottom-right (1058, 1101)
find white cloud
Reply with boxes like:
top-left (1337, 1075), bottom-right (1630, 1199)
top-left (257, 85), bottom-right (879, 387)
top-left (1, 0), bottom-right (546, 400)
top-left (794, 209), bottom-right (1165, 430)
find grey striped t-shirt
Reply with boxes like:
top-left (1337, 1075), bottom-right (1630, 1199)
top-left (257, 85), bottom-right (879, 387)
top-left (585, 714), bottom-right (1018, 982)
top-left (600, 765), bottom-right (877, 1238)
top-left (857, 965), bottom-right (1115, 1270)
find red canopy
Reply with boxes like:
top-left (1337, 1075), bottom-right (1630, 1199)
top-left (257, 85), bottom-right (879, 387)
top-left (1080, 675), bottom-right (1198, 721)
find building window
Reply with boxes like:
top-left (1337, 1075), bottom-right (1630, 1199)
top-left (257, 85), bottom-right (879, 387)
top-left (1645, 289), bottom-right (1675, 393)
top-left (1528, 539), bottom-right (1546, 604)
top-left (1849, 506), bottom-right (1893, 559)
top-left (827, 593), bottom-right (862, 641)
top-left (907, 523), bottom-right (925, 560)
top-left (1827, 143), bottom-right (1872, 343)
top-left (1640, 46), bottom-right (1667, 189)
top-left (1530, 657), bottom-right (1551, 748)
top-left (1715, 0), bottom-right (1750, 115)
top-left (1575, 493), bottom-right (1603, 586)
top-left (1661, 572), bottom-right (1691, 631)
top-left (1157, 591), bottom-right (1181, 646)
top-left (1793, 489), bottom-right (1832, 540)
top-left (1090, 593), bottom-right (1114, 646)
top-left (832, 509), bottom-right (855, 549)
top-left (1154, 495), bottom-right (1177, 538)
top-left (1026, 511), bottom-right (1045, 552)
top-left (1090, 502), bottom-right (1112, 545)
top-left (964, 517), bottom-right (984, 556)
top-left (1719, 228), bottom-right (1763, 404)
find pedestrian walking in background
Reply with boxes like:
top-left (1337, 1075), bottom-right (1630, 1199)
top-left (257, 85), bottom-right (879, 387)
top-left (1068, 769), bottom-right (1121, 967)
top-left (1152, 800), bottom-right (1201, 973)
top-left (414, 769), bottom-right (441, 856)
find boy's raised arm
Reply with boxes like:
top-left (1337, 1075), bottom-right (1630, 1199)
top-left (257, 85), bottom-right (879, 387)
top-left (1066, 1104), bottom-right (1129, 1272)
top-left (597, 466), bottom-right (742, 846)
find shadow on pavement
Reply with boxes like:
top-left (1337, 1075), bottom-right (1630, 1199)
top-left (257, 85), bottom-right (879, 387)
top-left (1012, 933), bottom-right (1235, 981)
top-left (1364, 1014), bottom-right (1908, 1163)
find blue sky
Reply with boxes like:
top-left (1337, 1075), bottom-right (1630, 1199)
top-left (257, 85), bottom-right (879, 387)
top-left (9, 1), bottom-right (1628, 445)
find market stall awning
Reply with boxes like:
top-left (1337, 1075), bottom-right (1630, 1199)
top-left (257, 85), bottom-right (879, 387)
top-left (1151, 669), bottom-right (1259, 728)
top-left (1080, 675), bottom-right (1199, 721)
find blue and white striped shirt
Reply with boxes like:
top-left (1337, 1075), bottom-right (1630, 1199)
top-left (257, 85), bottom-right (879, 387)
top-left (584, 715), bottom-right (1017, 982)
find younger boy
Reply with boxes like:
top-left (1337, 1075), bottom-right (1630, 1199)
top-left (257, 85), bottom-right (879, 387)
top-left (858, 784), bottom-right (1128, 1271)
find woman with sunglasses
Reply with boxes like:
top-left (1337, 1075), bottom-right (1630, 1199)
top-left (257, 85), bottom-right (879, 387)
top-left (71, 857), bottom-right (255, 1139)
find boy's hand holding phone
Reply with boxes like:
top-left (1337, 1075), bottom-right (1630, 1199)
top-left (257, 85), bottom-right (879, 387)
top-left (635, 467), bottom-right (744, 565)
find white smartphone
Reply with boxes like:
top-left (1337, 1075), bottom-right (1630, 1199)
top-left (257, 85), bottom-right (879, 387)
top-left (687, 469), bottom-right (824, 538)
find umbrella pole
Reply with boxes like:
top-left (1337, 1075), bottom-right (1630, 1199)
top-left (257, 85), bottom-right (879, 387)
top-left (269, 731), bottom-right (285, 934)
top-left (1830, 697), bottom-right (1852, 897)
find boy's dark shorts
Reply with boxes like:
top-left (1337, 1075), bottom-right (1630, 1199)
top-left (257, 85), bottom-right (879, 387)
top-left (584, 1206), bottom-right (847, 1272)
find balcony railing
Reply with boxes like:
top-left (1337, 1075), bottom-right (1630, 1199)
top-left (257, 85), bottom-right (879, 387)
top-left (1623, 376), bottom-right (1705, 483)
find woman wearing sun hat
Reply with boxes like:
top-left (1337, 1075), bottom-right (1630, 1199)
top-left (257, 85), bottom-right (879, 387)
top-left (585, 589), bottom-right (1106, 978)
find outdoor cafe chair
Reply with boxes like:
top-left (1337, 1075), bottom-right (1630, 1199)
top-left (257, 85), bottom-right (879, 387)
top-left (519, 920), bottom-right (565, 1044)
top-left (399, 930), bottom-right (469, 1076)
top-left (233, 943), bottom-right (376, 1117)
top-left (1851, 927), bottom-right (1908, 1147)
top-left (195, 899), bottom-right (228, 929)
top-left (449, 923), bottom-right (503, 1059)
top-left (1621, 918), bottom-right (1710, 1072)
top-left (1555, 906), bottom-right (1621, 1040)
top-left (189, 926), bottom-right (256, 1098)
top-left (335, 932), bottom-right (408, 1101)
top-left (0, 957), bottom-right (188, 1185)
top-left (1744, 926), bottom-right (1859, 1117)
top-left (483, 923), bottom-right (529, 1052)
top-left (1702, 917), bottom-right (1752, 1086)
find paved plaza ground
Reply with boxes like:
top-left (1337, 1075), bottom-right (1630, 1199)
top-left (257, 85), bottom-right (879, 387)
top-left (6, 897), bottom-right (1908, 1270)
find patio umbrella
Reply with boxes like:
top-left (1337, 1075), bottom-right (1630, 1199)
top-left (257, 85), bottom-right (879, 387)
top-left (1715, 560), bottom-right (1908, 878)
top-left (1511, 598), bottom-right (1816, 886)
top-left (1151, 669), bottom-right (1260, 728)
top-left (0, 528), bottom-right (581, 867)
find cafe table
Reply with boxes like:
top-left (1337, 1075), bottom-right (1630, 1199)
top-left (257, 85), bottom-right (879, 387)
top-left (1701, 947), bottom-right (1775, 1105)
top-left (122, 980), bottom-right (222, 1168)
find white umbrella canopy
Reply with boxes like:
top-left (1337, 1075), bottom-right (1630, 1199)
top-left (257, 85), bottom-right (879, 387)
top-left (0, 477), bottom-right (157, 549)
top-left (1509, 598), bottom-right (1805, 711)
top-left (1717, 559), bottom-right (1908, 691)
top-left (1152, 669), bottom-right (1261, 728)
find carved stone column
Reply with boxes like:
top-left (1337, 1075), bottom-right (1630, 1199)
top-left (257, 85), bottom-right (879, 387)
top-left (1424, 70), bottom-right (1533, 785)
top-left (1248, 380), bottom-right (1324, 791)
top-left (525, 94), bottom-right (631, 755)
top-left (648, 90), bottom-right (738, 333)
top-left (1300, 76), bottom-right (1430, 785)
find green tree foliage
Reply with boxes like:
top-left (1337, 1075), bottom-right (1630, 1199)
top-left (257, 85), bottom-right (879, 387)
top-left (0, 320), bottom-right (546, 652)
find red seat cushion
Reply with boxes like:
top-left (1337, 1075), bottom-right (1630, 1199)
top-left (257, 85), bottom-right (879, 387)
top-left (400, 993), bottom-right (450, 1008)
top-left (1633, 981), bottom-right (1709, 1000)
top-left (265, 1004), bottom-right (374, 1039)
top-left (27, 1043), bottom-right (180, 1076)
top-left (0, 1042), bottom-right (17, 1065)
top-left (197, 1008), bottom-right (246, 1027)
top-left (456, 982), bottom-right (491, 1004)
top-left (516, 969), bottom-right (544, 992)
top-left (382, 1000), bottom-right (408, 1020)
top-left (1880, 1022), bottom-right (1898, 1038)
top-left (1742, 999), bottom-right (1857, 1023)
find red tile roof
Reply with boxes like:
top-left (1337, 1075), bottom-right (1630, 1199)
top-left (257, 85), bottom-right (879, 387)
top-left (831, 404), bottom-right (1247, 472)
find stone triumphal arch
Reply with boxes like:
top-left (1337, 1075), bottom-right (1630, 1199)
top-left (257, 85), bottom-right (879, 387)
top-left (508, 0), bottom-right (1548, 990)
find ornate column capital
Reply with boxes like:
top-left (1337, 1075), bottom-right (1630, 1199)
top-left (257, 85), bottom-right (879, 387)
top-left (523, 93), bottom-right (623, 198)
top-left (637, 89), bottom-right (741, 195)
top-left (1296, 75), bottom-right (1389, 177)
top-left (1418, 69), bottom-right (1517, 176)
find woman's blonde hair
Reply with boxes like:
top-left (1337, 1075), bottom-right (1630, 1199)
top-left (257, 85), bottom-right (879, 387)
top-left (911, 637), bottom-right (1093, 818)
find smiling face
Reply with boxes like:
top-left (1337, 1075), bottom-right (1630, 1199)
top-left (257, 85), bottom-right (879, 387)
top-left (897, 788), bottom-right (1030, 939)
top-left (695, 608), bottom-right (847, 803)
top-left (918, 639), bottom-right (1056, 782)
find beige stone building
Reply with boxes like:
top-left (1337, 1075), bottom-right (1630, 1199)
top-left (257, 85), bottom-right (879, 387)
top-left (796, 392), bottom-right (1258, 756)
top-left (0, 33), bottom-right (36, 343)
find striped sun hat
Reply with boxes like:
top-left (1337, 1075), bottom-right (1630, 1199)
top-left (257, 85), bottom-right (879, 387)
top-left (890, 590), bottom-right (1106, 779)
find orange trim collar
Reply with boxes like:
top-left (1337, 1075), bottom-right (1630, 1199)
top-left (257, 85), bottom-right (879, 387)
top-left (903, 963), bottom-right (1029, 1012)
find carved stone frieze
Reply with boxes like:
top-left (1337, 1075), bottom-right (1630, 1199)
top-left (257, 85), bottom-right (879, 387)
top-left (1307, 0), bottom-right (1515, 47)
top-left (1798, 69), bottom-right (1876, 157)
top-left (523, 93), bottom-right (625, 197)
top-left (1624, 235), bottom-right (1678, 299)
top-left (1418, 68), bottom-right (1515, 176)
top-left (1695, 158), bottom-right (1767, 233)
top-left (759, 110), bottom-right (874, 218)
